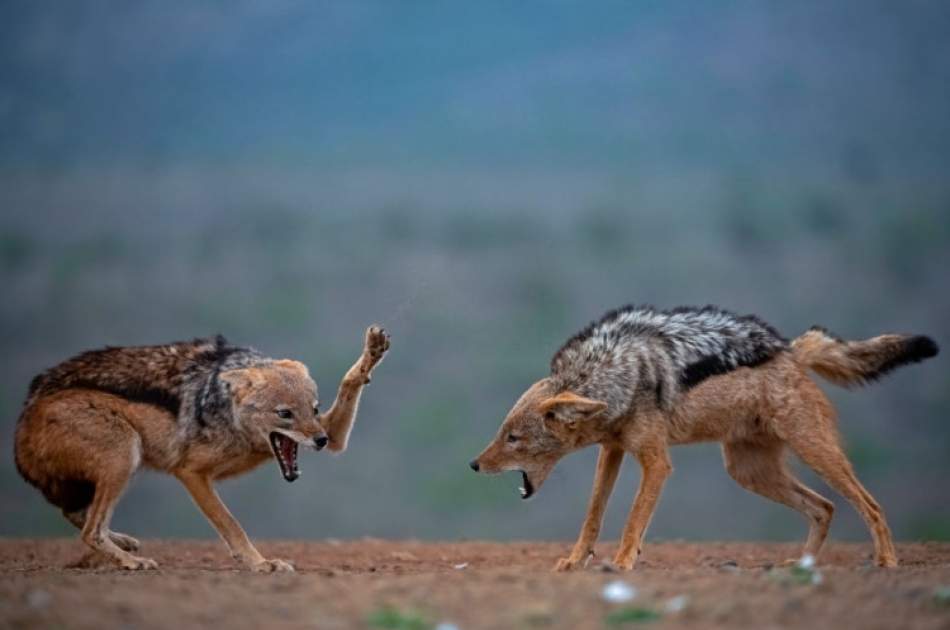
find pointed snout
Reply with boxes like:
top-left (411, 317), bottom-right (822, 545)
top-left (469, 459), bottom-right (480, 472)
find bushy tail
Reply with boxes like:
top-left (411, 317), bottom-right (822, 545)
top-left (791, 326), bottom-right (938, 387)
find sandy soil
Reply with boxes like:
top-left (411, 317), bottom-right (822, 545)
top-left (1, 539), bottom-right (949, 629)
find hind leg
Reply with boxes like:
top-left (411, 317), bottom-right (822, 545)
top-left (63, 508), bottom-right (140, 552)
top-left (781, 392), bottom-right (897, 567)
top-left (17, 391), bottom-right (157, 570)
top-left (723, 440), bottom-right (835, 561)
top-left (79, 453), bottom-right (156, 570)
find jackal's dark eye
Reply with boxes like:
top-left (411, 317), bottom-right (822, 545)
top-left (312, 404), bottom-right (319, 416)
top-left (276, 409), bottom-right (293, 420)
top-left (506, 433), bottom-right (519, 443)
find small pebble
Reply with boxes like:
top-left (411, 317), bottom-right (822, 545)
top-left (602, 580), bottom-right (637, 603)
top-left (663, 595), bottom-right (689, 614)
top-left (453, 562), bottom-right (469, 570)
top-left (435, 622), bottom-right (460, 630)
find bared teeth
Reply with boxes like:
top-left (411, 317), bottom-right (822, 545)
top-left (270, 433), bottom-right (300, 481)
top-left (519, 471), bottom-right (534, 499)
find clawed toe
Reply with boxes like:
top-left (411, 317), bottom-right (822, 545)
top-left (365, 326), bottom-right (391, 359)
top-left (554, 557), bottom-right (578, 572)
top-left (120, 555), bottom-right (158, 570)
top-left (253, 558), bottom-right (296, 573)
top-left (611, 557), bottom-right (636, 571)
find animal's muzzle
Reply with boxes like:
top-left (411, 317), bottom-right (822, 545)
top-left (314, 435), bottom-right (329, 450)
top-left (469, 459), bottom-right (480, 472)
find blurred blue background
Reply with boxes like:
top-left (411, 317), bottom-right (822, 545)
top-left (1, 1), bottom-right (947, 544)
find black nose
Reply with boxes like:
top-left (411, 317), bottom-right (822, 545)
top-left (314, 435), bottom-right (329, 450)
top-left (469, 459), bottom-right (480, 472)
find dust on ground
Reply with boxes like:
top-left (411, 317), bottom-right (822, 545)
top-left (2, 539), bottom-right (949, 629)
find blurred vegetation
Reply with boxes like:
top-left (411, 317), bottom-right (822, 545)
top-left (367, 607), bottom-right (432, 630)
top-left (0, 1), bottom-right (948, 543)
top-left (605, 607), bottom-right (662, 625)
top-left (0, 230), bottom-right (35, 270)
top-left (0, 198), bottom-right (945, 542)
top-left (909, 517), bottom-right (950, 542)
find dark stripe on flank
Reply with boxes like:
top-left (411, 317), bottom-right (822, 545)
top-left (679, 351), bottom-right (782, 389)
top-left (54, 381), bottom-right (181, 415)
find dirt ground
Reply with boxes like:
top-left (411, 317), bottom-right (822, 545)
top-left (1, 539), bottom-right (949, 629)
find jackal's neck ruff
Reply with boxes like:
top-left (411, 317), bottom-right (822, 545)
top-left (549, 304), bottom-right (788, 420)
top-left (26, 335), bottom-right (270, 432)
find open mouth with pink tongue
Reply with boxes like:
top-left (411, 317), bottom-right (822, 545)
top-left (269, 432), bottom-right (300, 482)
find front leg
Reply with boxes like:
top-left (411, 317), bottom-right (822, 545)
top-left (321, 325), bottom-right (390, 453)
top-left (613, 444), bottom-right (672, 570)
top-left (555, 446), bottom-right (624, 571)
top-left (177, 471), bottom-right (293, 572)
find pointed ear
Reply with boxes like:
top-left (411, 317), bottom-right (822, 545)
top-left (539, 391), bottom-right (607, 422)
top-left (219, 367), bottom-right (266, 403)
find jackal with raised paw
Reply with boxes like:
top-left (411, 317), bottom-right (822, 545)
top-left (15, 326), bottom-right (390, 571)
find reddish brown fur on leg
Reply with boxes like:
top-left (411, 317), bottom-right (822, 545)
top-left (14, 390), bottom-right (158, 569)
top-left (321, 326), bottom-right (390, 453)
top-left (776, 383), bottom-right (898, 567)
top-left (722, 439), bottom-right (835, 560)
top-left (554, 446), bottom-right (624, 571)
top-left (613, 443), bottom-right (672, 570)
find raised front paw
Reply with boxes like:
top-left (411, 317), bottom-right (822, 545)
top-left (119, 554), bottom-right (158, 571)
top-left (252, 558), bottom-right (296, 573)
top-left (365, 325), bottom-right (390, 360)
top-left (361, 325), bottom-right (391, 379)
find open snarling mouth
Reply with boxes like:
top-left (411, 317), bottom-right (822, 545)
top-left (518, 470), bottom-right (535, 500)
top-left (269, 432), bottom-right (300, 482)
